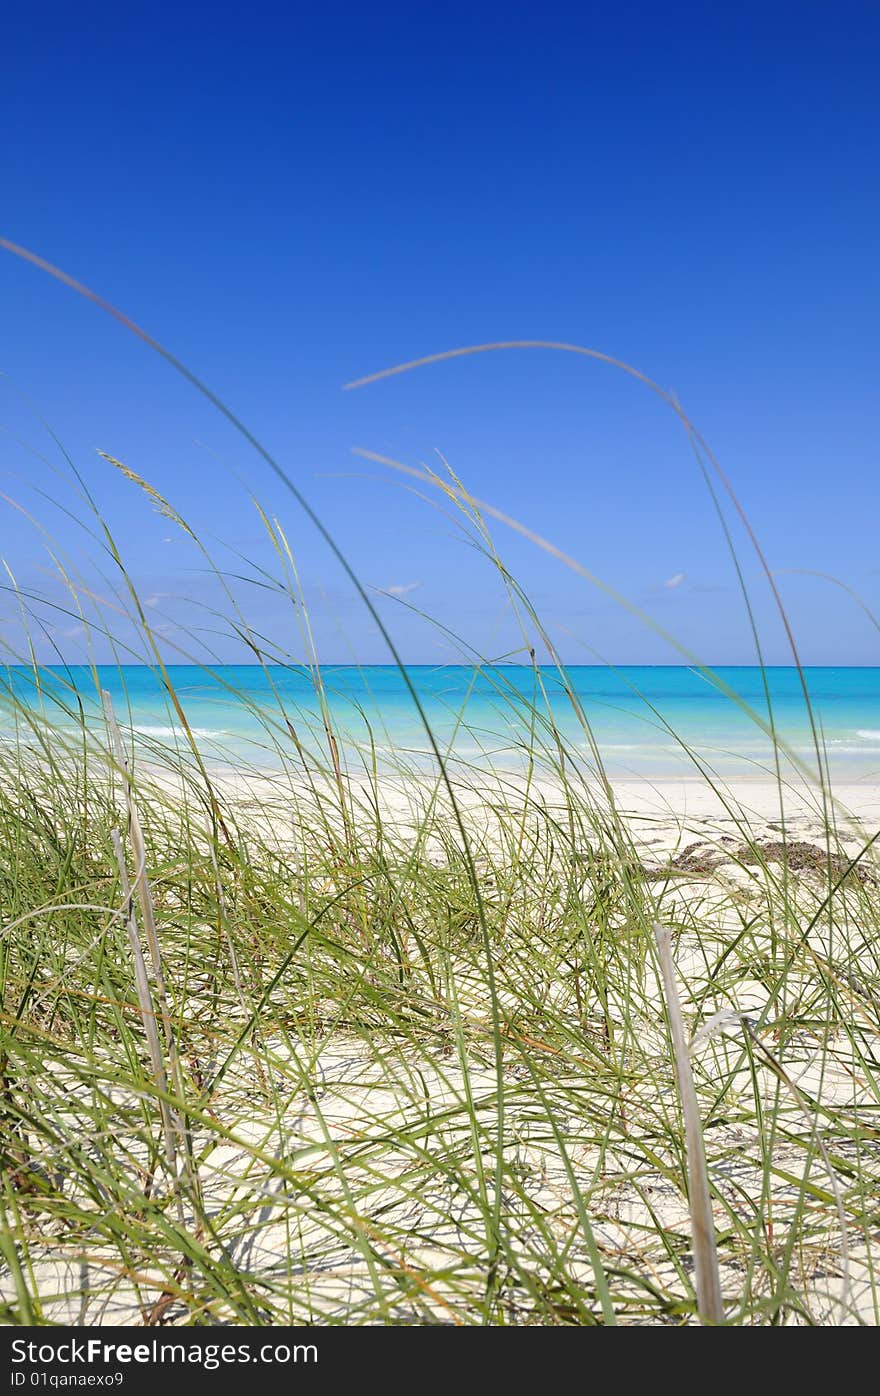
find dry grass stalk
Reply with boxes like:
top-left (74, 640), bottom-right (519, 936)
top-left (102, 692), bottom-right (184, 1073)
top-left (111, 828), bottom-right (179, 1183)
top-left (102, 695), bottom-right (165, 980)
top-left (654, 922), bottom-right (724, 1325)
top-left (103, 691), bottom-right (194, 1206)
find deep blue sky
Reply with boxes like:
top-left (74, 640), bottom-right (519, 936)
top-left (1, 1), bottom-right (878, 666)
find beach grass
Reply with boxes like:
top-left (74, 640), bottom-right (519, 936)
top-left (0, 265), bottom-right (877, 1323)
top-left (0, 482), bottom-right (878, 1327)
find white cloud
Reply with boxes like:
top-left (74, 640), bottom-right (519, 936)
top-left (381, 581), bottom-right (421, 597)
top-left (663, 572), bottom-right (685, 590)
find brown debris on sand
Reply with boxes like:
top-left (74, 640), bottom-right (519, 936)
top-left (736, 839), bottom-right (873, 885)
top-left (641, 836), bottom-right (874, 886)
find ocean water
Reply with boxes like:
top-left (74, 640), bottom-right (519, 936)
top-left (1, 664), bottom-right (879, 780)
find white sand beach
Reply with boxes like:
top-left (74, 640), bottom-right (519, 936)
top-left (4, 761), bottom-right (878, 1326)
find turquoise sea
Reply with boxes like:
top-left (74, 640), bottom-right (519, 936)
top-left (2, 665), bottom-right (879, 780)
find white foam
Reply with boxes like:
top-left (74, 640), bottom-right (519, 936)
top-left (132, 724), bottom-right (223, 740)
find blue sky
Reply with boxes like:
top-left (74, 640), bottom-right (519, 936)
top-left (1, 1), bottom-right (878, 666)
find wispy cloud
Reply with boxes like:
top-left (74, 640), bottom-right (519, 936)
top-left (144, 591), bottom-right (181, 607)
top-left (663, 572), bottom-right (686, 590)
top-left (380, 581), bottom-right (421, 597)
